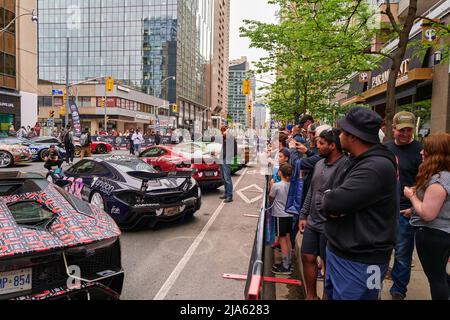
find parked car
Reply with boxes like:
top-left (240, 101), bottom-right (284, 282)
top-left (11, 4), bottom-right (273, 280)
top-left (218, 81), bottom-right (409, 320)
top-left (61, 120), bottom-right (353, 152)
top-left (50, 156), bottom-right (202, 230)
top-left (0, 172), bottom-right (124, 300)
top-left (0, 139), bottom-right (32, 168)
top-left (139, 145), bottom-right (223, 190)
top-left (32, 136), bottom-right (112, 157)
top-left (16, 137), bottom-right (66, 162)
top-left (194, 142), bottom-right (246, 174)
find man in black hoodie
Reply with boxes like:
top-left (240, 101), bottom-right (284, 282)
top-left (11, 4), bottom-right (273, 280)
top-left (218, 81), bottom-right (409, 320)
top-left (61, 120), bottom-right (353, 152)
top-left (322, 107), bottom-right (399, 300)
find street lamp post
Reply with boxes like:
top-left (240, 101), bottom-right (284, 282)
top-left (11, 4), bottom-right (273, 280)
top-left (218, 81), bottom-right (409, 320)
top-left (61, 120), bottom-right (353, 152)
top-left (0, 10), bottom-right (38, 34)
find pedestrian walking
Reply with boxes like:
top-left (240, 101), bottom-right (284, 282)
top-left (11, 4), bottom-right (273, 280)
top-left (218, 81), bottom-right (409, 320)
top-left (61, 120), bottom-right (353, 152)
top-left (219, 126), bottom-right (237, 203)
top-left (34, 122), bottom-right (41, 137)
top-left (79, 127), bottom-right (92, 159)
top-left (132, 129), bottom-right (144, 155)
top-left (16, 126), bottom-right (27, 138)
top-left (128, 129), bottom-right (135, 155)
top-left (62, 124), bottom-right (75, 165)
top-left (270, 163), bottom-right (294, 275)
top-left (299, 128), bottom-right (348, 300)
top-left (385, 111), bottom-right (423, 300)
top-left (155, 131), bottom-right (161, 146)
top-left (405, 133), bottom-right (450, 300)
top-left (322, 107), bottom-right (398, 300)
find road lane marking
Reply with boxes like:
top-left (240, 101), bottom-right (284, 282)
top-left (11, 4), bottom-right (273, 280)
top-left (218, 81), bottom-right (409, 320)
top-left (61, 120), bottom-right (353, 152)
top-left (236, 184), bottom-right (264, 204)
top-left (153, 167), bottom-right (249, 300)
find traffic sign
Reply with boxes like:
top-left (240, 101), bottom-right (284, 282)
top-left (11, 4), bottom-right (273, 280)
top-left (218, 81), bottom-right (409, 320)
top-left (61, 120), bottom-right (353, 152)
top-left (52, 89), bottom-right (63, 95)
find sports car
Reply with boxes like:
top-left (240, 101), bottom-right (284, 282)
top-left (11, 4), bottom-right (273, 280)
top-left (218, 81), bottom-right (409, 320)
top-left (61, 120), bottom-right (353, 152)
top-left (0, 172), bottom-right (124, 300)
top-left (15, 138), bottom-right (66, 162)
top-left (51, 156), bottom-right (202, 230)
top-left (0, 139), bottom-right (32, 168)
top-left (32, 137), bottom-right (112, 157)
top-left (139, 145), bottom-right (223, 190)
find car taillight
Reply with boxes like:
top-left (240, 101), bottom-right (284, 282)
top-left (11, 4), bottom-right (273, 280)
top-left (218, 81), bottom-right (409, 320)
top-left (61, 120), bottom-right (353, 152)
top-left (116, 192), bottom-right (142, 206)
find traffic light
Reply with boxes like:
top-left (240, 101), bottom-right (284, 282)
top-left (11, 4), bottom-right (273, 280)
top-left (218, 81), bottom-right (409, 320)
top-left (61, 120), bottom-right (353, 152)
top-left (106, 76), bottom-right (114, 92)
top-left (60, 107), bottom-right (66, 116)
top-left (242, 79), bottom-right (251, 95)
top-left (101, 97), bottom-right (105, 108)
top-left (172, 103), bottom-right (178, 113)
top-left (63, 90), bottom-right (67, 105)
top-left (247, 104), bottom-right (253, 114)
top-left (49, 110), bottom-right (55, 118)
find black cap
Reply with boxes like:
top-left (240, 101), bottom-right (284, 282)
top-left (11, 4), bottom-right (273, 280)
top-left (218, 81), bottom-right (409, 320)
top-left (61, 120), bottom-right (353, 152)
top-left (337, 107), bottom-right (382, 144)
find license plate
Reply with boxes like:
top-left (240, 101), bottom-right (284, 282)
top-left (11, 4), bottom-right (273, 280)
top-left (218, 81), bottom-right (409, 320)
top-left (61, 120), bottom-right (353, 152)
top-left (164, 207), bottom-right (180, 216)
top-left (0, 268), bottom-right (32, 296)
top-left (204, 171), bottom-right (216, 177)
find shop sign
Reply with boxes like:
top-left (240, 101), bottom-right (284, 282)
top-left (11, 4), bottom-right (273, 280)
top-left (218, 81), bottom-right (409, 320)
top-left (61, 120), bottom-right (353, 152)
top-left (0, 102), bottom-right (15, 108)
top-left (371, 59), bottom-right (411, 89)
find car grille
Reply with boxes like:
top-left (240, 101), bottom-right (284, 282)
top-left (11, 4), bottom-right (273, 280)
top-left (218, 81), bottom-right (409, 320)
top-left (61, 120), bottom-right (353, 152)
top-left (30, 244), bottom-right (120, 295)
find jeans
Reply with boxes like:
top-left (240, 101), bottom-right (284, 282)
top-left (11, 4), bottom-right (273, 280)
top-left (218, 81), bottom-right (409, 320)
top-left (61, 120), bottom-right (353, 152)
top-left (325, 247), bottom-right (388, 300)
top-left (390, 214), bottom-right (415, 297)
top-left (220, 164), bottom-right (233, 200)
top-left (65, 148), bottom-right (74, 164)
top-left (415, 227), bottom-right (450, 300)
top-left (134, 144), bottom-right (142, 155)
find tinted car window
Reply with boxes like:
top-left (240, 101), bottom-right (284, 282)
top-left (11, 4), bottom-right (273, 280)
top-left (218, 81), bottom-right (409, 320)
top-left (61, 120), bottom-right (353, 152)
top-left (71, 161), bottom-right (96, 174)
top-left (141, 148), bottom-right (160, 157)
top-left (91, 163), bottom-right (110, 175)
top-left (8, 201), bottom-right (54, 225)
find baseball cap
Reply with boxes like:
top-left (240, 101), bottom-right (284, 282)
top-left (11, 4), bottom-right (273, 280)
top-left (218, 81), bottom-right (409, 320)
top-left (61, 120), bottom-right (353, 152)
top-left (393, 111), bottom-right (416, 130)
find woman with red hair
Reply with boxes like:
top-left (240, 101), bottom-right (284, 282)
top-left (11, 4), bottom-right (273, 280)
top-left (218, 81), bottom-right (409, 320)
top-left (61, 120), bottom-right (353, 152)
top-left (404, 133), bottom-right (450, 300)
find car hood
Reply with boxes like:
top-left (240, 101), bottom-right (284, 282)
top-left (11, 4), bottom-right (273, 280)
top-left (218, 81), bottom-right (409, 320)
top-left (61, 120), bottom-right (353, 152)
top-left (0, 184), bottom-right (121, 259)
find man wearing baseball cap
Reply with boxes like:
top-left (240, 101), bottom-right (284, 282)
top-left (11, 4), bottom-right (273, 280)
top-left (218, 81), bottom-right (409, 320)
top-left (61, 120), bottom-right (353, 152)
top-left (322, 107), bottom-right (399, 300)
top-left (385, 111), bottom-right (423, 300)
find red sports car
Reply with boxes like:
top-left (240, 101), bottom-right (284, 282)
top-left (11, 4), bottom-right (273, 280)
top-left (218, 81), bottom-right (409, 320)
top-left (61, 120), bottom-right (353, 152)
top-left (139, 145), bottom-right (223, 190)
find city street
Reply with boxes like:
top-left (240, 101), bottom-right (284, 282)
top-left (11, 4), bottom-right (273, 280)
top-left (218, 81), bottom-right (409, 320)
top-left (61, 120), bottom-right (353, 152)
top-left (0, 151), bottom-right (266, 300)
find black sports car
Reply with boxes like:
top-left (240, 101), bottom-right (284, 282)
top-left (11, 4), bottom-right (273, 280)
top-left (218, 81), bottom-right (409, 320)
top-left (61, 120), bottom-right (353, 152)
top-left (0, 172), bottom-right (124, 300)
top-left (51, 156), bottom-right (202, 230)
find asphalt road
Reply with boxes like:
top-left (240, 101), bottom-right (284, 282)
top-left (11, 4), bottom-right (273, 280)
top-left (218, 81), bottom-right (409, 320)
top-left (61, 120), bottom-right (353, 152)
top-left (0, 152), bottom-right (266, 300)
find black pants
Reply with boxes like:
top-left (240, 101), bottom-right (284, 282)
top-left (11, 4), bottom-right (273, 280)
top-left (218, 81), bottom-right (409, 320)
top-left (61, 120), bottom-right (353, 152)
top-left (65, 148), bottom-right (74, 164)
top-left (44, 160), bottom-right (63, 171)
top-left (415, 227), bottom-right (450, 300)
top-left (129, 143), bottom-right (134, 155)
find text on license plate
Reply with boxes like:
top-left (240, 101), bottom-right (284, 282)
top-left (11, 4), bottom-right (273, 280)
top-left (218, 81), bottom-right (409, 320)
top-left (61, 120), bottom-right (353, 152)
top-left (0, 268), bottom-right (32, 296)
top-left (164, 207), bottom-right (180, 216)
top-left (204, 171), bottom-right (216, 177)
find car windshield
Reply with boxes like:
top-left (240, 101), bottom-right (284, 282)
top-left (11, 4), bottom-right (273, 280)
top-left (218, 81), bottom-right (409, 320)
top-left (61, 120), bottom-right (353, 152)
top-left (108, 157), bottom-right (157, 173)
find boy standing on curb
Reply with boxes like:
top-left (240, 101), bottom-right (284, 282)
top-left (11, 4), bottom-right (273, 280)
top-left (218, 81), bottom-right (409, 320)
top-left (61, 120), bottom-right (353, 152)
top-left (269, 163), bottom-right (294, 275)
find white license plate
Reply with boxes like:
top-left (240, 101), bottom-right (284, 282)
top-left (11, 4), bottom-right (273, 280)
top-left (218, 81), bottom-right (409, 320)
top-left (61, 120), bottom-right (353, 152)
top-left (204, 171), bottom-right (216, 177)
top-left (0, 268), bottom-right (32, 296)
top-left (164, 207), bottom-right (180, 216)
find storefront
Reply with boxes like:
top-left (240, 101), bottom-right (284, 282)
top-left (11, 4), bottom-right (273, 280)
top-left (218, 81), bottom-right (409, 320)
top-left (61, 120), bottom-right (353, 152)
top-left (0, 92), bottom-right (21, 135)
top-left (340, 37), bottom-right (449, 135)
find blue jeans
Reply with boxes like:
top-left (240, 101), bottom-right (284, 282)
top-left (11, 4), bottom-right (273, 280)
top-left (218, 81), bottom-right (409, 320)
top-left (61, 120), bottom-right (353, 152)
top-left (390, 215), bottom-right (415, 297)
top-left (326, 247), bottom-right (388, 300)
top-left (220, 164), bottom-right (233, 200)
top-left (134, 144), bottom-right (142, 155)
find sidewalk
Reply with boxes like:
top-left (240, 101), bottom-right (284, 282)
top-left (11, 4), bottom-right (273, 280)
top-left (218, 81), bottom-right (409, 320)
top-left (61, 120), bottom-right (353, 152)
top-left (271, 234), bottom-right (432, 300)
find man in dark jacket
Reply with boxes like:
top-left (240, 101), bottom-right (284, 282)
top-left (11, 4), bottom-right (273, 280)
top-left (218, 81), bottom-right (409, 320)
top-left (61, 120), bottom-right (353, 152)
top-left (322, 107), bottom-right (399, 300)
top-left (219, 126), bottom-right (238, 203)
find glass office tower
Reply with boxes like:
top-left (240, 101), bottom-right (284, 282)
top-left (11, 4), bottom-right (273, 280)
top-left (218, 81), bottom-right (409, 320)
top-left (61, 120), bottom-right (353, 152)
top-left (38, 0), bottom-right (213, 129)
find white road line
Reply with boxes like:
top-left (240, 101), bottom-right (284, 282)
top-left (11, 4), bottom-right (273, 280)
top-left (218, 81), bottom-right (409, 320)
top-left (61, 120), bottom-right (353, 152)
top-left (153, 167), bottom-right (249, 300)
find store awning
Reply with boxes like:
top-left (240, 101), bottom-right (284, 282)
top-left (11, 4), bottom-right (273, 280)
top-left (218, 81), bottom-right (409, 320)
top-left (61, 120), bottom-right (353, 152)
top-left (341, 68), bottom-right (433, 107)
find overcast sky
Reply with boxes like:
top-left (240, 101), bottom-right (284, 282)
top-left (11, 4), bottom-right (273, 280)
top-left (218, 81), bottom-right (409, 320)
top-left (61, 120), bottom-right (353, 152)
top-left (229, 0), bottom-right (278, 73)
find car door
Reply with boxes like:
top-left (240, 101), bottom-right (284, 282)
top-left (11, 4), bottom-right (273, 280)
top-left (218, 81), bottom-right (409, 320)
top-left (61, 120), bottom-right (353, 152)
top-left (140, 147), bottom-right (162, 166)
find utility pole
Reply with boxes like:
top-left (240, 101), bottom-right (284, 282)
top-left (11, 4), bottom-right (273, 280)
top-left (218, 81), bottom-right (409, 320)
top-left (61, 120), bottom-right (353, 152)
top-left (65, 37), bottom-right (70, 127)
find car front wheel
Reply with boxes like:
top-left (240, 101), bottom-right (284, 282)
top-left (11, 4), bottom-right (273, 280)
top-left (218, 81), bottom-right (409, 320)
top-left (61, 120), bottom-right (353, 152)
top-left (74, 146), bottom-right (82, 158)
top-left (0, 151), bottom-right (13, 168)
top-left (90, 192), bottom-right (106, 211)
top-left (96, 144), bottom-right (107, 154)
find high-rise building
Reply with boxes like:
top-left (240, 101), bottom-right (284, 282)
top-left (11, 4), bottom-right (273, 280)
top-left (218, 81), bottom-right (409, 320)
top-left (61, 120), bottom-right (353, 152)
top-left (211, 0), bottom-right (230, 122)
top-left (37, 0), bottom-right (214, 132)
top-left (228, 57), bottom-right (248, 128)
top-left (0, 0), bottom-right (38, 134)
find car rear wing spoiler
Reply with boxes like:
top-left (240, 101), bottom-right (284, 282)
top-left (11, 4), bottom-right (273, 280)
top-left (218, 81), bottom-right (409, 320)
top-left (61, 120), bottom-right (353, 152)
top-left (127, 170), bottom-right (195, 192)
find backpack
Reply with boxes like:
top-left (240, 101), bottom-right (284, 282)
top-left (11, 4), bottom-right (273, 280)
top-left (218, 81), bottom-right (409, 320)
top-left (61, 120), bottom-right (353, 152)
top-left (80, 133), bottom-right (89, 147)
top-left (285, 159), bottom-right (304, 215)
